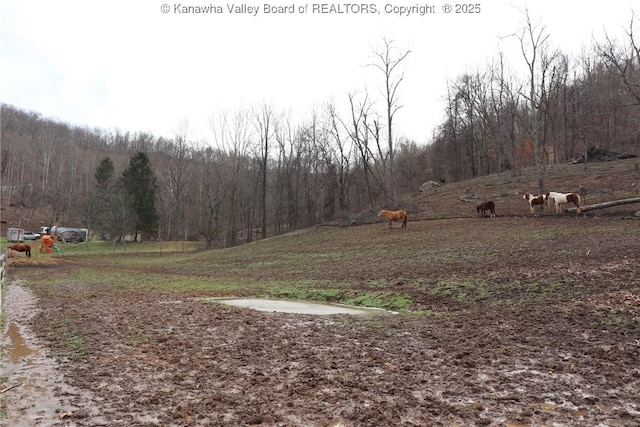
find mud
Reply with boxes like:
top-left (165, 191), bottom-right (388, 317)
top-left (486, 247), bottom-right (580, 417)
top-left (2, 216), bottom-right (640, 426)
top-left (1, 284), bottom-right (103, 427)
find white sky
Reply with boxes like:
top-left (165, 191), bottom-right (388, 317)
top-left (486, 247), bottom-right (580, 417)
top-left (0, 1), bottom-right (636, 145)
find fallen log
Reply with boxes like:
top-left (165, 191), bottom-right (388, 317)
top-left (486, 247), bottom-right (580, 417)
top-left (566, 197), bottom-right (640, 213)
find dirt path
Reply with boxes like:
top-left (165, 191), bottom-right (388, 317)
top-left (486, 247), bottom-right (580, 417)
top-left (1, 282), bottom-right (103, 427)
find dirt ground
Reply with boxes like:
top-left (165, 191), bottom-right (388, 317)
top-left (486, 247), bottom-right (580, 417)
top-left (4, 216), bottom-right (640, 426)
top-left (2, 213), bottom-right (640, 427)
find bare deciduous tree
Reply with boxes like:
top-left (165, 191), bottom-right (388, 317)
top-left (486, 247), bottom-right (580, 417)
top-left (599, 12), bottom-right (640, 105)
top-left (159, 120), bottom-right (194, 241)
top-left (514, 8), bottom-right (558, 193)
top-left (369, 38), bottom-right (411, 204)
top-left (347, 91), bottom-right (382, 209)
top-left (325, 102), bottom-right (352, 214)
top-left (208, 109), bottom-right (253, 247)
top-left (253, 102), bottom-right (275, 240)
top-left (197, 147), bottom-right (224, 249)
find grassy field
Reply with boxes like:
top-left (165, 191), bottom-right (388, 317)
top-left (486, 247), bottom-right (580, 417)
top-left (9, 214), bottom-right (640, 313)
top-left (1, 238), bottom-right (203, 255)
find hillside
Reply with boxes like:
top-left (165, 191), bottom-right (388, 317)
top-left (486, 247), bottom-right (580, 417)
top-left (409, 157), bottom-right (640, 219)
top-left (2, 158), bottom-right (640, 239)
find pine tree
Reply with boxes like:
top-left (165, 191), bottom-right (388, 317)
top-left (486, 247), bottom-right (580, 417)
top-left (95, 157), bottom-right (115, 191)
top-left (119, 152), bottom-right (159, 239)
top-left (83, 157), bottom-right (116, 241)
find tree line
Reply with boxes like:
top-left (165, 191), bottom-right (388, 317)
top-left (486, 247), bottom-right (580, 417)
top-left (431, 11), bottom-right (640, 190)
top-left (1, 13), bottom-right (638, 247)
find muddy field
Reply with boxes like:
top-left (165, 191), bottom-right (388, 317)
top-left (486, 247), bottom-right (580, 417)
top-left (2, 212), bottom-right (640, 427)
top-left (3, 158), bottom-right (640, 427)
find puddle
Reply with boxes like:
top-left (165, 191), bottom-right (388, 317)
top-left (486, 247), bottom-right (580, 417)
top-left (210, 298), bottom-right (396, 315)
top-left (6, 322), bottom-right (37, 363)
top-left (2, 283), bottom-right (102, 425)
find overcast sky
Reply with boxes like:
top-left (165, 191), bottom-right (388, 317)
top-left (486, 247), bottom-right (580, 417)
top-left (0, 1), bottom-right (636, 145)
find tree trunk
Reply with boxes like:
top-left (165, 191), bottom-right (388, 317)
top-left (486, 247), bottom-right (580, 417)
top-left (565, 197), bottom-right (640, 213)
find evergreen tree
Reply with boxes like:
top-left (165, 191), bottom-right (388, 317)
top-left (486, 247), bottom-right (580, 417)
top-left (96, 157), bottom-right (129, 242)
top-left (84, 157), bottom-right (116, 242)
top-left (95, 157), bottom-right (115, 191)
top-left (119, 152), bottom-right (159, 239)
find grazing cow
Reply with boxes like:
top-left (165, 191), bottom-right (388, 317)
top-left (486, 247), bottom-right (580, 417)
top-left (522, 192), bottom-right (546, 214)
top-left (546, 191), bottom-right (581, 214)
top-left (476, 201), bottom-right (496, 218)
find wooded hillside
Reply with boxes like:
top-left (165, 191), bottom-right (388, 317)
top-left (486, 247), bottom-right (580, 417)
top-left (1, 15), bottom-right (639, 246)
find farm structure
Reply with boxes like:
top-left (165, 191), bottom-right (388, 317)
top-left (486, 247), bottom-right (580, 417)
top-left (40, 226), bottom-right (88, 243)
top-left (6, 228), bottom-right (24, 243)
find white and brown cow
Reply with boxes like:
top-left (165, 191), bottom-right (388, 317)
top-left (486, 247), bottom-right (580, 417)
top-left (522, 192), bottom-right (546, 214)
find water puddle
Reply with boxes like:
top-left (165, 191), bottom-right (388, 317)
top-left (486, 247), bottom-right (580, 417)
top-left (6, 322), bottom-right (37, 363)
top-left (209, 298), bottom-right (396, 315)
top-left (2, 283), bottom-right (98, 425)
top-left (2, 322), bottom-right (38, 396)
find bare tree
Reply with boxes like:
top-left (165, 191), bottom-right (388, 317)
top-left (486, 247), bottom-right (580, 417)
top-left (489, 52), bottom-right (523, 172)
top-left (298, 110), bottom-right (327, 227)
top-left (34, 120), bottom-right (59, 193)
top-left (325, 101), bottom-right (352, 214)
top-left (273, 113), bottom-right (296, 233)
top-left (369, 38), bottom-right (411, 204)
top-left (513, 8), bottom-right (557, 193)
top-left (196, 146), bottom-right (224, 248)
top-left (347, 91), bottom-right (382, 209)
top-left (599, 11), bottom-right (640, 105)
top-left (159, 120), bottom-right (194, 241)
top-left (208, 109), bottom-right (253, 247)
top-left (253, 102), bottom-right (275, 240)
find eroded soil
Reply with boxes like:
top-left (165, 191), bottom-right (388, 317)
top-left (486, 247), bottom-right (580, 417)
top-left (2, 215), bottom-right (640, 427)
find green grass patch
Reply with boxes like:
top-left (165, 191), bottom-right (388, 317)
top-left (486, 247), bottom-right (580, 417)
top-left (49, 240), bottom-right (203, 255)
top-left (427, 279), bottom-right (566, 303)
top-left (342, 292), bottom-right (412, 310)
top-left (594, 310), bottom-right (639, 333)
top-left (73, 268), bottom-right (250, 293)
top-left (270, 287), bottom-right (344, 302)
top-left (526, 281), bottom-right (564, 294)
top-left (127, 330), bottom-right (154, 347)
top-left (49, 319), bottom-right (87, 361)
top-left (366, 279), bottom-right (389, 288)
top-left (430, 281), bottom-right (491, 302)
top-left (268, 286), bottom-right (411, 310)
